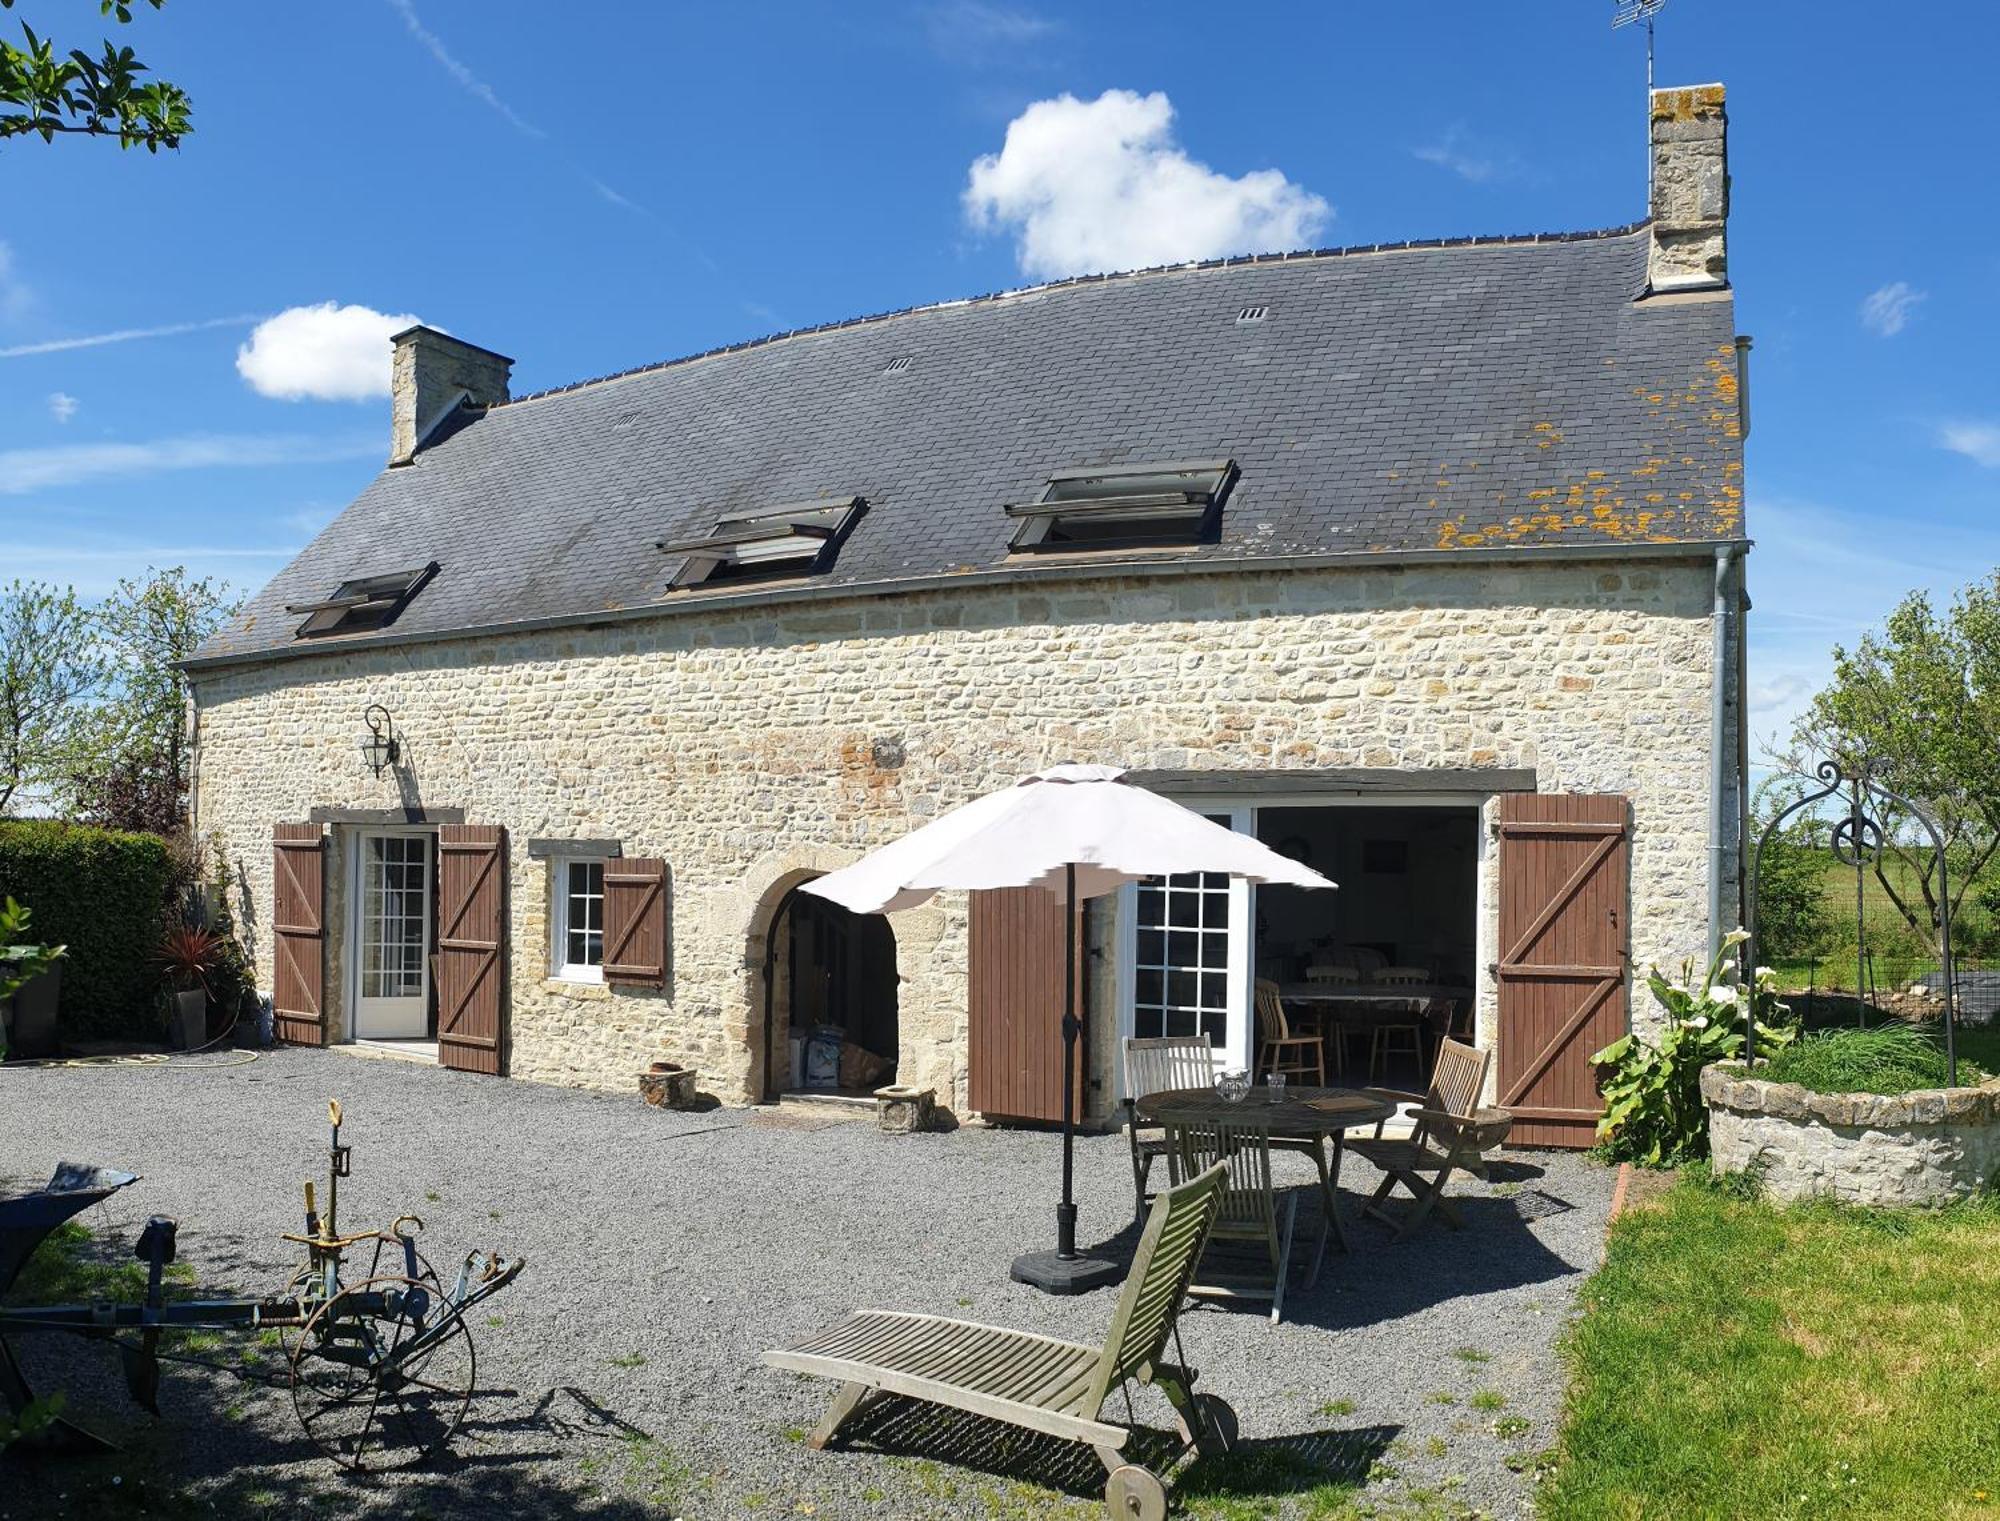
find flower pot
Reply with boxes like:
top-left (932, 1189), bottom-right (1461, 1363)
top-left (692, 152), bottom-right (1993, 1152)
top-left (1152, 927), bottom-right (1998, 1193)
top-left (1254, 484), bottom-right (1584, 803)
top-left (172, 988), bottom-right (208, 1051)
top-left (8, 963), bottom-right (62, 1059)
top-left (638, 1063), bottom-right (700, 1110)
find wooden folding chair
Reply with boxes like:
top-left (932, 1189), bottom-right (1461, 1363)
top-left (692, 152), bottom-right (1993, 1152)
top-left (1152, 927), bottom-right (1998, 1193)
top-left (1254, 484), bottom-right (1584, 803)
top-left (1349, 1038), bottom-right (1509, 1239)
top-left (1121, 1035), bottom-right (1215, 1222)
top-left (1165, 1119), bottom-right (1321, 1323)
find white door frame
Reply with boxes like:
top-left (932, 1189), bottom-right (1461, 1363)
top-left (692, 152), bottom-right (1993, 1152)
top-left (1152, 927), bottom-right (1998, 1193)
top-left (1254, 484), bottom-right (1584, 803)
top-left (347, 827), bottom-right (434, 1041)
top-left (1113, 792), bottom-right (1487, 1100)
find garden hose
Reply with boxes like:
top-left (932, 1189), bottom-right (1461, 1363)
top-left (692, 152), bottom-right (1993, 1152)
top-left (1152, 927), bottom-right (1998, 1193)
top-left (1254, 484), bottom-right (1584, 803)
top-left (6, 1001), bottom-right (264, 1070)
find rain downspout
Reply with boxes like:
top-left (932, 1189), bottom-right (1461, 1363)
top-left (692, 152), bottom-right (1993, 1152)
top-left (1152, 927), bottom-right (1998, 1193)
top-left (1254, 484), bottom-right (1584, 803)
top-left (1711, 335), bottom-right (1754, 956)
top-left (185, 690), bottom-right (200, 841)
top-left (1709, 543), bottom-right (1740, 957)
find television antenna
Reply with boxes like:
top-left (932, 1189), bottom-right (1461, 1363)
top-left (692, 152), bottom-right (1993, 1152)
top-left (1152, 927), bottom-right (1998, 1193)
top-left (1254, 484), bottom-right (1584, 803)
top-left (1613, 0), bottom-right (1669, 91)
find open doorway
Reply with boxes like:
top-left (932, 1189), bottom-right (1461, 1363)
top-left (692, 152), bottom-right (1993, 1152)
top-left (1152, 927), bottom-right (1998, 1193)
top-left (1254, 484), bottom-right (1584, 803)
top-left (1254, 805), bottom-right (1477, 1086)
top-left (347, 827), bottom-right (438, 1055)
top-left (1118, 799), bottom-right (1480, 1091)
top-left (764, 885), bottom-right (899, 1099)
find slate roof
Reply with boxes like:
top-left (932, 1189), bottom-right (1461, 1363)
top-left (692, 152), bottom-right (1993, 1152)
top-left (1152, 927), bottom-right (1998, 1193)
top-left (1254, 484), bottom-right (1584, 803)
top-left (192, 223), bottom-right (1744, 668)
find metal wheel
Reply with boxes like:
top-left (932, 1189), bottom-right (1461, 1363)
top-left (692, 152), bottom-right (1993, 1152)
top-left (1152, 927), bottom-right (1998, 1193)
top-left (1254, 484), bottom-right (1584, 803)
top-left (1105, 1463), bottom-right (1167, 1521)
top-left (290, 1274), bottom-right (475, 1471)
top-left (1194, 1391), bottom-right (1239, 1454)
top-left (279, 1230), bottom-right (440, 1358)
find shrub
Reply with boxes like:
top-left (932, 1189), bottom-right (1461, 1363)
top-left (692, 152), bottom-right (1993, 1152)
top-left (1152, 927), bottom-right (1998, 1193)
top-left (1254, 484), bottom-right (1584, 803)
top-left (1760, 1023), bottom-right (1979, 1095)
top-left (1592, 932), bottom-right (1798, 1167)
top-left (0, 820), bottom-right (172, 1039)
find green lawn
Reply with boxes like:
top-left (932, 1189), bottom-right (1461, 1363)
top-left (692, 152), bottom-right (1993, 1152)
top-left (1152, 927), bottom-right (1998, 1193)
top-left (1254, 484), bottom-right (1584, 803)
top-left (1543, 1177), bottom-right (2000, 1520)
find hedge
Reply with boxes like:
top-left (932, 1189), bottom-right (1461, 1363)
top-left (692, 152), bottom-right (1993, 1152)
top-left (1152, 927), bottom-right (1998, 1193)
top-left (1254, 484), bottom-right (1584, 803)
top-left (0, 821), bottom-right (173, 1040)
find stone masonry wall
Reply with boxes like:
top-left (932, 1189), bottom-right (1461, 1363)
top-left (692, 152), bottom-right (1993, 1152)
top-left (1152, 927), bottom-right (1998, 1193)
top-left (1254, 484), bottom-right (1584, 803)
top-left (1704, 1064), bottom-right (2000, 1206)
top-left (191, 556), bottom-right (1726, 1115)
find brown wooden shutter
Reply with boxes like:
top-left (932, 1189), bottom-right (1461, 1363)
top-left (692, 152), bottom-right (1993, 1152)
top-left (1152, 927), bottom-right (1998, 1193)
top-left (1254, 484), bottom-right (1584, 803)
top-left (1496, 794), bottom-right (1631, 1147)
top-left (272, 823), bottom-right (326, 1046)
top-left (602, 857), bottom-right (668, 988)
top-left (968, 887), bottom-right (1082, 1124)
top-left (437, 825), bottom-right (507, 1075)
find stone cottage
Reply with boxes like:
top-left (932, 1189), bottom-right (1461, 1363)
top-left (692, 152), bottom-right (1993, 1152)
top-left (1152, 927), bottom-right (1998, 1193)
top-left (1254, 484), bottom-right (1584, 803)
top-left (187, 85), bottom-right (1748, 1145)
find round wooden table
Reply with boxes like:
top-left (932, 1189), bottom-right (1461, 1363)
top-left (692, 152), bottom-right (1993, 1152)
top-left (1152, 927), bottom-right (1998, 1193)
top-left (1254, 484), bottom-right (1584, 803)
top-left (1134, 1085), bottom-right (1401, 1254)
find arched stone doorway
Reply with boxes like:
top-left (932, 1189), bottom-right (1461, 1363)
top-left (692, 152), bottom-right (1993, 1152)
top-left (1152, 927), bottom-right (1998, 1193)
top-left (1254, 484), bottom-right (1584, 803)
top-left (755, 875), bottom-right (900, 1100)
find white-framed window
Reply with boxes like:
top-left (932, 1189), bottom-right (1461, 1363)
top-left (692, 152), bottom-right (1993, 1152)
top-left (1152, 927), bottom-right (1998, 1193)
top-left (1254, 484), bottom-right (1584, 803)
top-left (1116, 805), bottom-right (1253, 1086)
top-left (551, 857), bottom-right (607, 981)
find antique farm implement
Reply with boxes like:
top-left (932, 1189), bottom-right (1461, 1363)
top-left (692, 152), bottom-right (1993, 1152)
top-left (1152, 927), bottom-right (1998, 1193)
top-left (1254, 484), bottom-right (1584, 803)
top-left (0, 1100), bottom-right (524, 1470)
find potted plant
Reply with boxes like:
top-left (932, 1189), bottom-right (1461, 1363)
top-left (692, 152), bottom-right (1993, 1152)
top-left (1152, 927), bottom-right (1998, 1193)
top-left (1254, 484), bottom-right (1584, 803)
top-left (0, 897), bottom-right (66, 1061)
top-left (154, 923), bottom-right (223, 1051)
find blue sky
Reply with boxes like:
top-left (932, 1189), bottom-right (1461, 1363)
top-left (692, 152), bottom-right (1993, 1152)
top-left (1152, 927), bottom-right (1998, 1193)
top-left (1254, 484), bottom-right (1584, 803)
top-left (1, 0), bottom-right (1995, 756)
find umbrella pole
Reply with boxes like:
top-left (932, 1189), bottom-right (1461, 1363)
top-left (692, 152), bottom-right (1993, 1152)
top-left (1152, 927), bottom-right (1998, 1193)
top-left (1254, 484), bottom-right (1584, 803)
top-left (1009, 861), bottom-right (1121, 1296)
top-left (1057, 861), bottom-right (1079, 1259)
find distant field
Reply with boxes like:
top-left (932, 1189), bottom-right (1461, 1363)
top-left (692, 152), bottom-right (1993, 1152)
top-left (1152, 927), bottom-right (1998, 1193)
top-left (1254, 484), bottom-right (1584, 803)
top-left (1767, 846), bottom-right (1997, 992)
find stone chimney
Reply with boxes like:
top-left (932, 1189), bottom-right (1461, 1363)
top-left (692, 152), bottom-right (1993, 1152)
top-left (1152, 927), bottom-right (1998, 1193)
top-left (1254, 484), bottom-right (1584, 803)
top-left (1647, 83), bottom-right (1729, 293)
top-left (388, 326), bottom-right (513, 466)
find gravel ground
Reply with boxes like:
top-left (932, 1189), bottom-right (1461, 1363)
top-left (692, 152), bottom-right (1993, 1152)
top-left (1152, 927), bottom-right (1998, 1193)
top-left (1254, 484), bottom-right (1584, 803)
top-left (0, 1049), bottom-right (1613, 1519)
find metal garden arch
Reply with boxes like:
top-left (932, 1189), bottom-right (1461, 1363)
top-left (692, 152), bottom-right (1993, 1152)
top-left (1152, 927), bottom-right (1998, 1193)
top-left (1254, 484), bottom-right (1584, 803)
top-left (1745, 757), bottom-right (1959, 1084)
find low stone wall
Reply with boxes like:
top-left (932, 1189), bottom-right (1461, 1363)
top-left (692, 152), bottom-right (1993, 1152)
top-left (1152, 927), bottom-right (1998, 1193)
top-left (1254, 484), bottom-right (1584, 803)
top-left (1703, 1064), bottom-right (2000, 1206)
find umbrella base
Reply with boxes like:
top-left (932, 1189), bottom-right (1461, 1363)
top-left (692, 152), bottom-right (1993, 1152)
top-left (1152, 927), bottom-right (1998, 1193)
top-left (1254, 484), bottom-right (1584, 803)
top-left (1009, 1248), bottom-right (1123, 1295)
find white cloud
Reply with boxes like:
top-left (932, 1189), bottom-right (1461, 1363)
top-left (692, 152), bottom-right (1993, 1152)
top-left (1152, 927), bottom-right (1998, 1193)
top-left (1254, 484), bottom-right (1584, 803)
top-left (1412, 127), bottom-right (1521, 185)
top-left (1748, 673), bottom-right (1808, 717)
top-left (46, 392), bottom-right (77, 423)
top-left (236, 303), bottom-right (423, 402)
top-left (281, 503), bottom-right (340, 537)
top-left (1744, 494), bottom-right (1992, 757)
top-left (964, 89), bottom-right (1329, 280)
top-left (0, 313), bottom-right (257, 359)
top-left (0, 240), bottom-right (31, 323)
top-left (0, 433), bottom-right (380, 494)
top-left (921, 2), bottom-right (1059, 59)
top-left (1859, 281), bottom-right (1924, 337)
top-left (1939, 422), bottom-right (2000, 468)
top-left (0, 243), bottom-right (33, 327)
top-left (0, 535), bottom-right (298, 599)
top-left (386, 0), bottom-right (542, 137)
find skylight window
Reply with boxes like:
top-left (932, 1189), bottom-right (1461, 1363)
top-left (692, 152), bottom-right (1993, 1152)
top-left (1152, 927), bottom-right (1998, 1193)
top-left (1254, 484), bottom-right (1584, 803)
top-left (1004, 460), bottom-right (1236, 552)
top-left (287, 562), bottom-right (439, 639)
top-left (656, 496), bottom-right (866, 589)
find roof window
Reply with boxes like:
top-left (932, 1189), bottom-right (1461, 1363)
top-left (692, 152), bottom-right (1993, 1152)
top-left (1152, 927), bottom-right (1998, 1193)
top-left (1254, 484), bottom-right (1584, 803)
top-left (287, 562), bottom-right (439, 639)
top-left (1236, 305), bottom-right (1269, 324)
top-left (656, 496), bottom-right (866, 589)
top-left (1005, 460), bottom-right (1236, 552)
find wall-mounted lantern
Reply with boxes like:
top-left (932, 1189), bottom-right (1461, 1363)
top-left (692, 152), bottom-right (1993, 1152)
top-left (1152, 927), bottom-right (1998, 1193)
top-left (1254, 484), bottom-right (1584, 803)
top-left (360, 704), bottom-right (399, 777)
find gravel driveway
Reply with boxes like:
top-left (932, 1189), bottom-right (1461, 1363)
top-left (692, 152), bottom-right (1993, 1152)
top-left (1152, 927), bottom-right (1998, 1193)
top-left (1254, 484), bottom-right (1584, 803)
top-left (0, 1049), bottom-right (1613, 1519)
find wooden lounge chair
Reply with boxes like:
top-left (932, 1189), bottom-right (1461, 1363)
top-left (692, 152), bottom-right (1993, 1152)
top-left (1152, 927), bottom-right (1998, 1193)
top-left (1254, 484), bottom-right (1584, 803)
top-left (766, 1164), bottom-right (1235, 1521)
top-left (1166, 1120), bottom-right (1320, 1323)
top-left (1254, 978), bottom-right (1324, 1087)
top-left (1349, 1038), bottom-right (1510, 1241)
top-left (1122, 1035), bottom-right (1215, 1223)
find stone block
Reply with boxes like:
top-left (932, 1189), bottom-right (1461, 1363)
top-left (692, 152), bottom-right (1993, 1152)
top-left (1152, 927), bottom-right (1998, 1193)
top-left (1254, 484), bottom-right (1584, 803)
top-left (874, 1085), bottom-right (936, 1135)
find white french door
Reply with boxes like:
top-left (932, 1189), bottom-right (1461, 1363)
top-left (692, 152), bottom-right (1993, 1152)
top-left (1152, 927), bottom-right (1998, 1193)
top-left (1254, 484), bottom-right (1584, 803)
top-left (1116, 805), bottom-right (1253, 1089)
top-left (352, 830), bottom-right (432, 1040)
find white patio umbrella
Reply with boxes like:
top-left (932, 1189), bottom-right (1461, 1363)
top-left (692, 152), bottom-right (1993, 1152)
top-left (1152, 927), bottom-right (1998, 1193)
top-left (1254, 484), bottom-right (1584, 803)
top-left (803, 763), bottom-right (1335, 1294)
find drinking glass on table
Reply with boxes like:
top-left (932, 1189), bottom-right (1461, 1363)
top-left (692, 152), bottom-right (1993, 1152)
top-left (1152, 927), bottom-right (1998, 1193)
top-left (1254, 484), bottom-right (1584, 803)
top-left (1267, 1071), bottom-right (1287, 1104)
